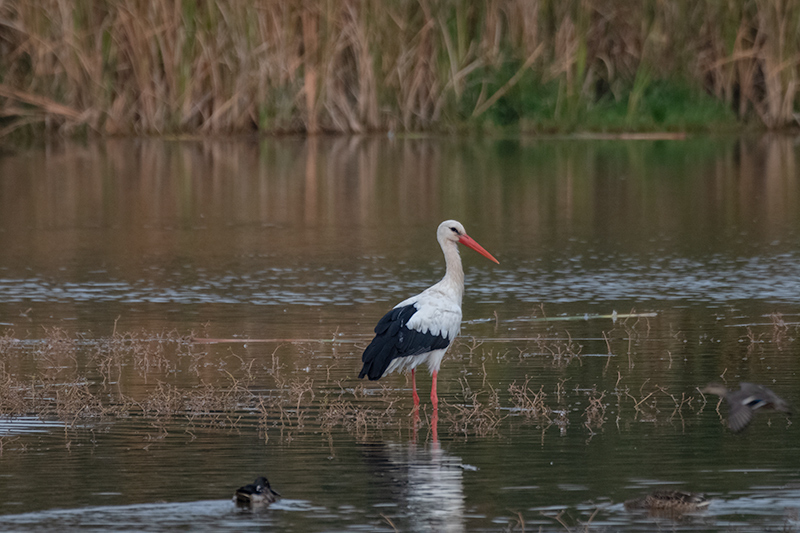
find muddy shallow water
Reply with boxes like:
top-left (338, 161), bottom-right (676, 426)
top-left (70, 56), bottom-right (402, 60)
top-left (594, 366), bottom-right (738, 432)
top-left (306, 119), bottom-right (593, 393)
top-left (0, 135), bottom-right (799, 531)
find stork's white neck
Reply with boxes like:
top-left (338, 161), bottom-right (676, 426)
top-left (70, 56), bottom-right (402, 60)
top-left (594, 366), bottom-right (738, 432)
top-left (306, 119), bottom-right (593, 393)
top-left (439, 239), bottom-right (465, 305)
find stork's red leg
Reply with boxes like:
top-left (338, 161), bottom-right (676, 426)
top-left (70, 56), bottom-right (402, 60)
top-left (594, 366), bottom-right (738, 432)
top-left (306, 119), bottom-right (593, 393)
top-left (411, 369), bottom-right (420, 407)
top-left (431, 370), bottom-right (439, 410)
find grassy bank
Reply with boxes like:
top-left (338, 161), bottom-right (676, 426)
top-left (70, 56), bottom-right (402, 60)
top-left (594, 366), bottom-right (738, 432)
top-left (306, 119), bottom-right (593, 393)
top-left (0, 0), bottom-right (798, 138)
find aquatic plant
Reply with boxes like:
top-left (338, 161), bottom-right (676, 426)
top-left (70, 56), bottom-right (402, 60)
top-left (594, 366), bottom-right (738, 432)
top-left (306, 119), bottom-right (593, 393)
top-left (0, 317), bottom-right (795, 446)
top-left (508, 376), bottom-right (551, 421)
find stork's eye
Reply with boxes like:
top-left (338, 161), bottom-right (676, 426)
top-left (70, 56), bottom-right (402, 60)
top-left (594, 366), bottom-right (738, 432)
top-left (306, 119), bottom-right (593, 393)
top-left (450, 226), bottom-right (459, 234)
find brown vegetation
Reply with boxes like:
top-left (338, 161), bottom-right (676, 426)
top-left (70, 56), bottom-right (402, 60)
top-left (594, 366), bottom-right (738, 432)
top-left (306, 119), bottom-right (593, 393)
top-left (0, 1), bottom-right (798, 137)
top-left (0, 313), bottom-right (796, 446)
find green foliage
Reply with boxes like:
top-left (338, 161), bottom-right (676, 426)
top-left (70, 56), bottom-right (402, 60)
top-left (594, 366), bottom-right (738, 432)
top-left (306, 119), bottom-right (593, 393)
top-left (635, 82), bottom-right (737, 130)
top-left (459, 62), bottom-right (736, 133)
top-left (459, 62), bottom-right (561, 129)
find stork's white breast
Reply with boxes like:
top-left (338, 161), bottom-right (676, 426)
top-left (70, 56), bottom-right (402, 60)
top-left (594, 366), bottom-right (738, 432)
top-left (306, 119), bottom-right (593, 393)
top-left (396, 292), bottom-right (462, 341)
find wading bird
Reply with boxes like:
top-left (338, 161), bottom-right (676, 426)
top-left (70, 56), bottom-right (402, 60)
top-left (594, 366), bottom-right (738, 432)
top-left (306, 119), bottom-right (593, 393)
top-left (702, 382), bottom-right (791, 432)
top-left (358, 220), bottom-right (499, 409)
top-left (233, 476), bottom-right (281, 507)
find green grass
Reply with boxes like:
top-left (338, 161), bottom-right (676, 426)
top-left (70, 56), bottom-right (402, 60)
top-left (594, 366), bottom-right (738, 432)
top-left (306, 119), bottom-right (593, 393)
top-left (460, 65), bottom-right (738, 134)
top-left (582, 82), bottom-right (738, 133)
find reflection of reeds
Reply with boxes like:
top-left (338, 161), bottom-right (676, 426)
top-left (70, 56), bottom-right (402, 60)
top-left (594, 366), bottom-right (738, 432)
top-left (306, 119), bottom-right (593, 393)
top-left (2, 1), bottom-right (798, 136)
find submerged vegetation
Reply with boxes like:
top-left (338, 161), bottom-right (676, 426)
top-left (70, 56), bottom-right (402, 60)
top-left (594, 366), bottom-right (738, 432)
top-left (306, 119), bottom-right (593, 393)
top-left (0, 0), bottom-right (798, 138)
top-left (0, 310), bottom-right (795, 448)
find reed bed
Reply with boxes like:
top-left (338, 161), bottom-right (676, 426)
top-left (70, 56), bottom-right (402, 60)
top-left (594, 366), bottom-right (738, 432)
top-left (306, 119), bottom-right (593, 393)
top-left (0, 0), bottom-right (798, 138)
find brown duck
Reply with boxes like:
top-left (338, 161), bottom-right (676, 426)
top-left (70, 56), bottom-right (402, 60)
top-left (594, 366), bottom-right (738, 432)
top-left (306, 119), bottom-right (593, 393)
top-left (702, 382), bottom-right (791, 432)
top-left (625, 490), bottom-right (710, 515)
top-left (233, 476), bottom-right (281, 507)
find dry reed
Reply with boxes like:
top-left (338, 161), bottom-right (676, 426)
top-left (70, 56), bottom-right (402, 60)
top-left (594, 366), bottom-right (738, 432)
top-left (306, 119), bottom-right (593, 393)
top-left (582, 390), bottom-right (606, 432)
top-left (508, 376), bottom-right (551, 421)
top-left (443, 378), bottom-right (503, 437)
top-left (0, 319), bottom-right (794, 445)
top-left (1, 0), bottom-right (798, 137)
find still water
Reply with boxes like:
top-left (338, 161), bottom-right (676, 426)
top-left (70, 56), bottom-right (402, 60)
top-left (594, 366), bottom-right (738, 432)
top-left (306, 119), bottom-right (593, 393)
top-left (0, 135), bottom-right (799, 531)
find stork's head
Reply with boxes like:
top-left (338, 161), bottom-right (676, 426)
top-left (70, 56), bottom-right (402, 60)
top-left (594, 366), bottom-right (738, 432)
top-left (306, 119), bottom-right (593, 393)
top-left (437, 220), bottom-right (499, 264)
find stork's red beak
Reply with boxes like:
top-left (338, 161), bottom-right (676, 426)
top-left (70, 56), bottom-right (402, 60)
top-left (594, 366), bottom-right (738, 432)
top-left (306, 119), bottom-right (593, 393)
top-left (458, 234), bottom-right (499, 264)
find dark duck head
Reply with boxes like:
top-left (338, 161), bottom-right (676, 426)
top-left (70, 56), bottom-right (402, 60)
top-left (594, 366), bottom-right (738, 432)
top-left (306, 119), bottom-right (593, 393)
top-left (233, 476), bottom-right (281, 507)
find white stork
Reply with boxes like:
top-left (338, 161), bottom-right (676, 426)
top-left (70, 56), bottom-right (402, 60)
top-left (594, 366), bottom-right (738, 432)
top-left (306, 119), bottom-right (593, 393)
top-left (359, 220), bottom-right (499, 409)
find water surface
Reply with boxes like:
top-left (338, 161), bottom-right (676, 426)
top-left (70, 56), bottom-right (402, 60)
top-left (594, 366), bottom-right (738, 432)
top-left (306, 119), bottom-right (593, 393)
top-left (0, 135), bottom-right (799, 531)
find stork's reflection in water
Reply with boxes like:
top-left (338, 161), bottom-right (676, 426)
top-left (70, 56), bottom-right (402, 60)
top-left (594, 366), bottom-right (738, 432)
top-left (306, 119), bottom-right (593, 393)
top-left (361, 410), bottom-right (467, 532)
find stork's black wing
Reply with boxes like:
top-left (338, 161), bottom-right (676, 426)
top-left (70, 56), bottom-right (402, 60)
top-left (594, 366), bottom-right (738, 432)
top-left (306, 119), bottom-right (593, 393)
top-left (358, 304), bottom-right (451, 380)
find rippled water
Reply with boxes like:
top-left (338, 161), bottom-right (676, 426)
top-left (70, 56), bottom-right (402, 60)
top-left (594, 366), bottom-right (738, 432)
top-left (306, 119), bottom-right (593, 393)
top-left (1, 136), bottom-right (799, 531)
top-left (4, 250), bottom-right (800, 307)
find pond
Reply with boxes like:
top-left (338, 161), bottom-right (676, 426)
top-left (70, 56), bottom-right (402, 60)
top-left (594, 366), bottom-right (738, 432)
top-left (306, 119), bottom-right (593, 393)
top-left (0, 135), bottom-right (799, 532)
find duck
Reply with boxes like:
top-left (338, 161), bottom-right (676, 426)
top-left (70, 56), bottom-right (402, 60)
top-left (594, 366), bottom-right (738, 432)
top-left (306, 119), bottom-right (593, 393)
top-left (624, 490), bottom-right (710, 515)
top-left (701, 382), bottom-right (791, 432)
top-left (233, 476), bottom-right (281, 507)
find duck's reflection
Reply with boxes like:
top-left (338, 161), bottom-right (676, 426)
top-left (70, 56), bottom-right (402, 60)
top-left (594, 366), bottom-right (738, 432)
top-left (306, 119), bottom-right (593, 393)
top-left (362, 411), bottom-right (466, 532)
